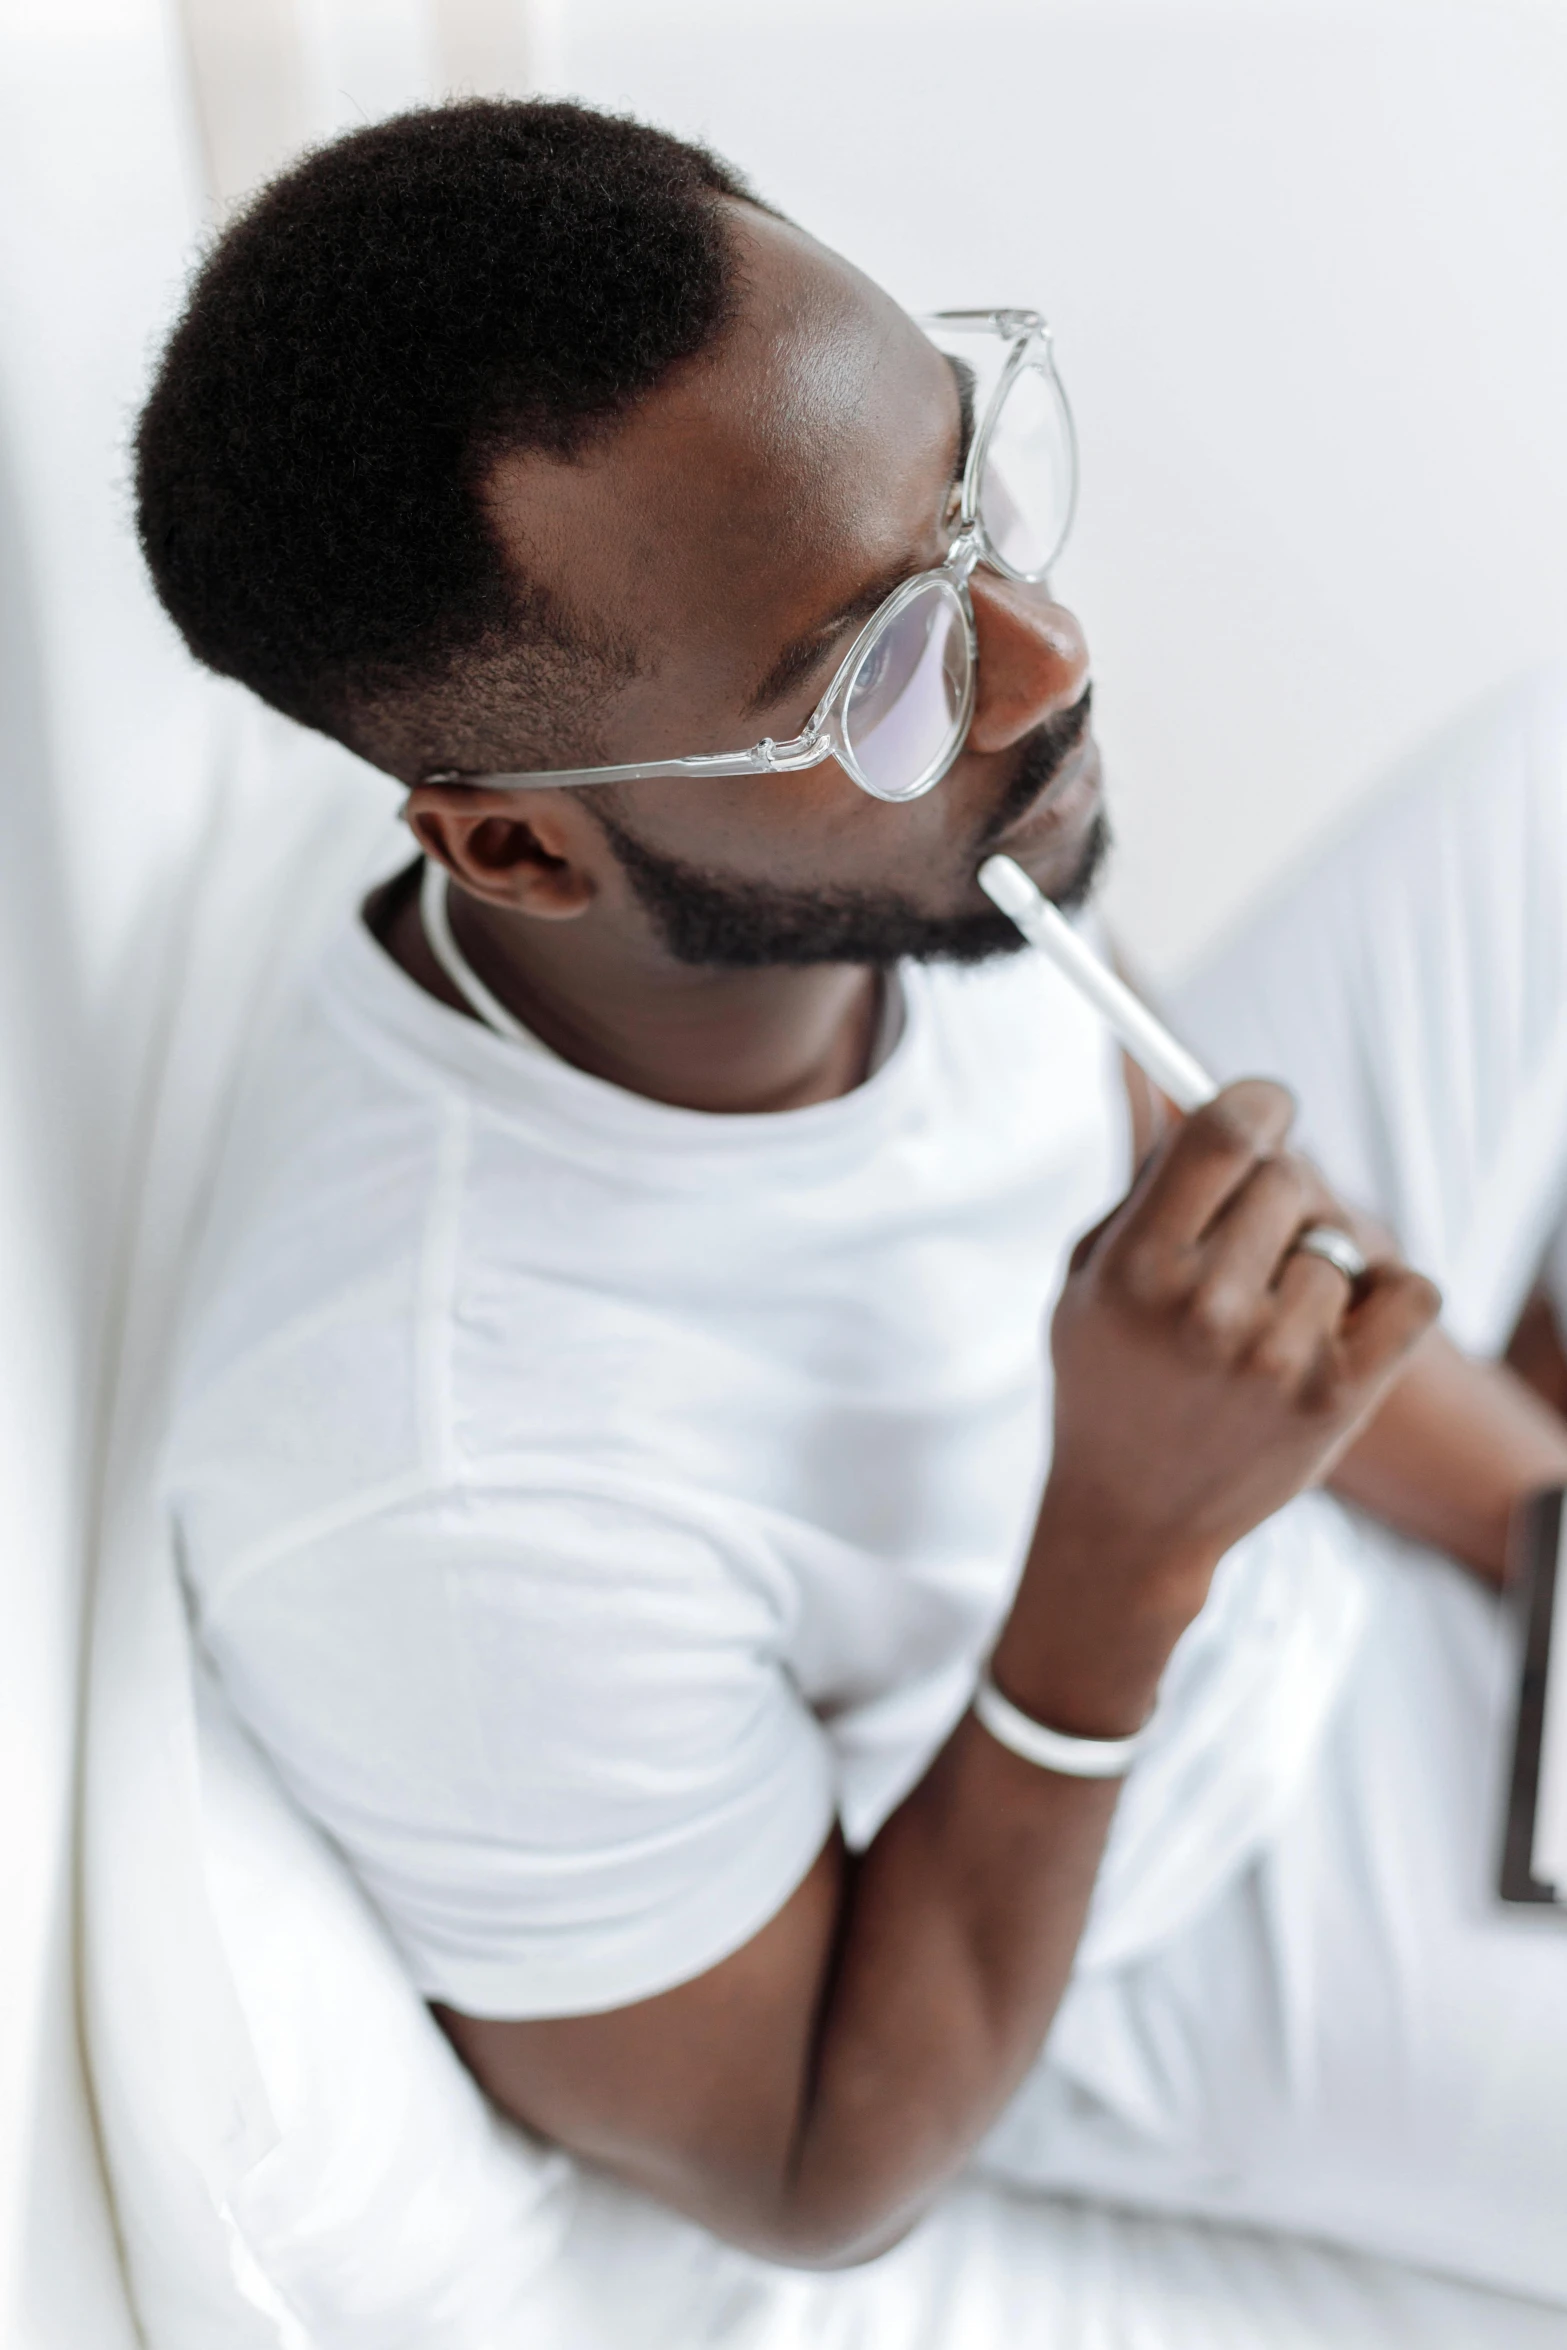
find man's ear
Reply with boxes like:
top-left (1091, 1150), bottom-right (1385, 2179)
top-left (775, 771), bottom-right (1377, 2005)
top-left (401, 785), bottom-right (601, 921)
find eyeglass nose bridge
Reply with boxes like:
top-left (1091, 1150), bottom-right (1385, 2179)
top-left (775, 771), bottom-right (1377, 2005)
top-left (944, 530), bottom-right (985, 586)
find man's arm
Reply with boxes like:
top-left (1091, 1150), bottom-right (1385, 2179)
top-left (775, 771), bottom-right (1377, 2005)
top-left (440, 1752), bottom-right (1118, 2268)
top-left (1120, 1049), bottom-right (1567, 1583)
top-left (437, 1083), bottom-right (1436, 2267)
top-left (1328, 1326), bottom-right (1567, 1582)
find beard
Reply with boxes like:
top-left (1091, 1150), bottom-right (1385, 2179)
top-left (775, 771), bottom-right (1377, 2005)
top-left (583, 693), bottom-right (1109, 971)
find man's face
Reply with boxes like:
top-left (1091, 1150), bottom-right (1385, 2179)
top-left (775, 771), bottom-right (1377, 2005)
top-left (476, 203), bottom-right (1101, 967)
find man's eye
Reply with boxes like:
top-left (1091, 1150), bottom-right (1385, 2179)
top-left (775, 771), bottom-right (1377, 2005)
top-left (855, 636), bottom-right (891, 696)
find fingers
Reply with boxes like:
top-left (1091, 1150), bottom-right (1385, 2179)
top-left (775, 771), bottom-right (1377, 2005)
top-left (1066, 1199), bottom-right (1126, 1276)
top-left (1242, 1245), bottom-right (1356, 1394)
top-left (1155, 1155), bottom-right (1328, 1363)
top-left (1196, 1150), bottom-right (1340, 1302)
top-left (1179, 1218), bottom-right (1436, 1407)
top-left (1077, 1081), bottom-right (1437, 1411)
top-left (1105, 1080), bottom-right (1297, 1286)
top-left (1336, 1262), bottom-right (1443, 1391)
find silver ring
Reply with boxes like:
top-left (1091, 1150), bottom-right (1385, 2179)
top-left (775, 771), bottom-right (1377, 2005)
top-left (1294, 1223), bottom-right (1368, 1285)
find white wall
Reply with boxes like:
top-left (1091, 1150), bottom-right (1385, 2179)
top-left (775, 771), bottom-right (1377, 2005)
top-left (557, 0), bottom-right (1567, 977)
top-left (120, 0), bottom-right (1567, 978)
top-left (152, 0), bottom-right (1567, 974)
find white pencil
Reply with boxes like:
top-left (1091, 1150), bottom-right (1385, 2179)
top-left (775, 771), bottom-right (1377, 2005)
top-left (977, 853), bottom-right (1218, 1114)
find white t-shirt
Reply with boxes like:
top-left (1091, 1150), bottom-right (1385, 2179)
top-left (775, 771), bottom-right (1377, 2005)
top-left (164, 902), bottom-right (1368, 2019)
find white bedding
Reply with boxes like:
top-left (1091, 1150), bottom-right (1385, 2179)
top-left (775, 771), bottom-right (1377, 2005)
top-left (79, 727), bottom-right (1566, 2348)
top-left (202, 1667), bottom-right (1567, 2350)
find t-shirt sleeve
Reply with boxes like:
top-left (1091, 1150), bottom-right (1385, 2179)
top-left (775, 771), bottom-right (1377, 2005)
top-left (195, 1481), bottom-right (839, 2018)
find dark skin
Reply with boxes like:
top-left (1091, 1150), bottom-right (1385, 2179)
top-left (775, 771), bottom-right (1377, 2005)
top-left (364, 205), bottom-right (1567, 2265)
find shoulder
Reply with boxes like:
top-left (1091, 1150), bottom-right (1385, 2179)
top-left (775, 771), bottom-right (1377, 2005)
top-left (194, 1476), bottom-right (835, 2020)
top-left (165, 926), bottom-right (463, 1598)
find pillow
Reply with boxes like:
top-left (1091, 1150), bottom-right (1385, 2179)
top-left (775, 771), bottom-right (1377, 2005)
top-left (198, 1668), bottom-right (579, 2346)
top-left (79, 719), bottom-right (580, 2347)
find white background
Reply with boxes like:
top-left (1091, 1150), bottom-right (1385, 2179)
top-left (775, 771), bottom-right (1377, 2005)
top-left (209, 0), bottom-right (1567, 974)
top-left (2, 3), bottom-right (1566, 2341)
top-left (554, 0), bottom-right (1567, 976)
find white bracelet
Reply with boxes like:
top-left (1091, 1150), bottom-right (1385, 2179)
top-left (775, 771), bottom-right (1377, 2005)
top-left (973, 1666), bottom-right (1152, 1779)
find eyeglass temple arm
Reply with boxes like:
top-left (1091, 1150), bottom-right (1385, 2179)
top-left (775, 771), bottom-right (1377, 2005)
top-left (920, 306), bottom-right (1047, 338)
top-left (424, 731), bottom-right (835, 794)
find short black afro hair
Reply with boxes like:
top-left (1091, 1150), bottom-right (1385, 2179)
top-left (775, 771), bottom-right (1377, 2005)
top-left (134, 99), bottom-right (756, 768)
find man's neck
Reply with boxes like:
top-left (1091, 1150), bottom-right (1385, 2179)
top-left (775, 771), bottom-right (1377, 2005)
top-left (367, 864), bottom-right (884, 1116)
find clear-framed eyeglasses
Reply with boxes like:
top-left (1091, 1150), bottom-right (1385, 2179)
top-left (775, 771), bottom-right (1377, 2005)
top-left (426, 308), bottom-right (1077, 809)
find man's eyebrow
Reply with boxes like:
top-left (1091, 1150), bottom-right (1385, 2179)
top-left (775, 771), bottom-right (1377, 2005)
top-left (740, 561), bottom-right (922, 720)
top-left (948, 352), bottom-right (976, 489)
top-left (740, 353), bottom-right (978, 722)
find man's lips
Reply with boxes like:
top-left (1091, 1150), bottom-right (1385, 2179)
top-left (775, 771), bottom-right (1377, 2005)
top-left (992, 733), bottom-right (1102, 848)
top-left (974, 688), bottom-right (1096, 850)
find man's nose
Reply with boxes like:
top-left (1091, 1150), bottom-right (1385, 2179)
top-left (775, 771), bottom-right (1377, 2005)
top-left (964, 572), bottom-right (1091, 754)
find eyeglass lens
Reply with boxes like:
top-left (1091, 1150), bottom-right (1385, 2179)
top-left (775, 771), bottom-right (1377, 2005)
top-left (979, 362), bottom-right (1075, 580)
top-left (840, 355), bottom-right (1075, 799)
top-left (844, 581), bottom-right (970, 801)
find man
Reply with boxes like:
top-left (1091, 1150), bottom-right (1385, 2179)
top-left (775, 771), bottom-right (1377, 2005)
top-left (142, 100), bottom-right (1567, 2292)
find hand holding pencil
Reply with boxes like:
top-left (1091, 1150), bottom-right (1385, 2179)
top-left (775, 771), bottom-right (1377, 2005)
top-left (979, 846), bottom-right (1440, 1744)
top-left (978, 853), bottom-right (1371, 1294)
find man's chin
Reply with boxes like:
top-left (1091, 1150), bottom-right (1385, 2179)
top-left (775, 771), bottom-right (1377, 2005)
top-left (891, 809), bottom-right (1113, 969)
top-left (1005, 807), bottom-right (1113, 917)
top-left (587, 793), bottom-right (1111, 972)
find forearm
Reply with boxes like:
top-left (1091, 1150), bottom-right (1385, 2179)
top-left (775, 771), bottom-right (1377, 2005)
top-left (442, 1645), bottom-right (1140, 2269)
top-left (658, 1499), bottom-right (1199, 2266)
top-left (456, 1707), bottom-right (1127, 2268)
top-left (690, 1512), bottom-right (1188, 2265)
top-left (774, 1710), bottom-right (1124, 2264)
top-left (1328, 1326), bottom-right (1567, 1582)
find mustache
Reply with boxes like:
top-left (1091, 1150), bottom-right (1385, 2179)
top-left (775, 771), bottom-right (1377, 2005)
top-left (976, 685), bottom-right (1095, 849)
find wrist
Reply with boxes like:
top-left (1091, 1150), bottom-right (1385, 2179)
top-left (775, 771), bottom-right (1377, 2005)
top-left (983, 1638), bottom-right (1167, 1744)
top-left (974, 1663), bottom-right (1156, 1775)
top-left (997, 1515), bottom-right (1216, 1741)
